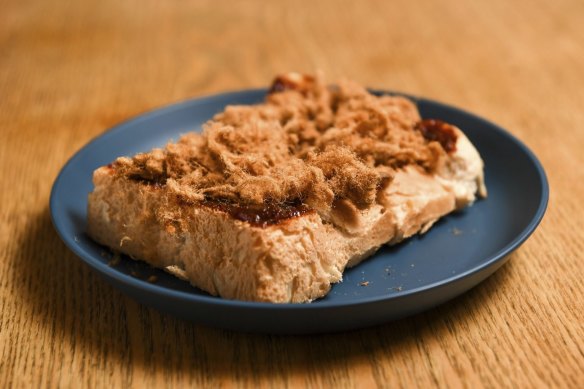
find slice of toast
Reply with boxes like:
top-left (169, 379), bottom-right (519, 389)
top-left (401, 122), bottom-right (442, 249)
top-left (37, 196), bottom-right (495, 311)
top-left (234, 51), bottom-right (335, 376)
top-left (87, 73), bottom-right (486, 303)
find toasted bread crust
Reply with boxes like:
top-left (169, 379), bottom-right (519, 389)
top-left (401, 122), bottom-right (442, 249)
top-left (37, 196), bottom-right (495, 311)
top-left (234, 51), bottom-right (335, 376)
top-left (87, 74), bottom-right (486, 303)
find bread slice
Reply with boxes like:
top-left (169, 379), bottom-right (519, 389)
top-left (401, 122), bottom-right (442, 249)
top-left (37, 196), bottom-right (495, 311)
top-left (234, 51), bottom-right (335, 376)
top-left (87, 73), bottom-right (486, 303)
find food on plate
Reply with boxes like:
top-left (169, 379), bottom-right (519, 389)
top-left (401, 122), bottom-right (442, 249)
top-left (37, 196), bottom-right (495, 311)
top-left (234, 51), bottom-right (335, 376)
top-left (87, 73), bottom-right (487, 303)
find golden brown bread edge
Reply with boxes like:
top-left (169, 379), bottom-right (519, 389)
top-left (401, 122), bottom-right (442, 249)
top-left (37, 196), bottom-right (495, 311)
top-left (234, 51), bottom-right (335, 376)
top-left (87, 126), bottom-right (486, 303)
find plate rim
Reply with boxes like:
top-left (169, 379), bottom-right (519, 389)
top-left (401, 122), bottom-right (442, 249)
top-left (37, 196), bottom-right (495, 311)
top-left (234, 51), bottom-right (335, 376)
top-left (49, 88), bottom-right (549, 311)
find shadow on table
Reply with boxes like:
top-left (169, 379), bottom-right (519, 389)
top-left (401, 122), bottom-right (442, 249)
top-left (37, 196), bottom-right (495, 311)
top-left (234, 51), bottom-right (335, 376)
top-left (14, 207), bottom-right (517, 384)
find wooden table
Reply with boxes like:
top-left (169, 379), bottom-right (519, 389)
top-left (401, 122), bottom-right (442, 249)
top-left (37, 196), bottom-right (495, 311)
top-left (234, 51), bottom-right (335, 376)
top-left (2, 0), bottom-right (583, 387)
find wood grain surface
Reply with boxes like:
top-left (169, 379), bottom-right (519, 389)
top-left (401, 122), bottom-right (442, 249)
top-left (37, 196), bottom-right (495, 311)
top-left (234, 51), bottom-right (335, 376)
top-left (1, 0), bottom-right (583, 387)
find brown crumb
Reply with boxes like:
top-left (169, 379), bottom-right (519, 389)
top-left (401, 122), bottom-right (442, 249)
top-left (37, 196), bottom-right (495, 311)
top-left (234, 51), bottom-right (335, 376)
top-left (107, 252), bottom-right (121, 266)
top-left (147, 275), bottom-right (158, 283)
top-left (359, 281), bottom-right (370, 286)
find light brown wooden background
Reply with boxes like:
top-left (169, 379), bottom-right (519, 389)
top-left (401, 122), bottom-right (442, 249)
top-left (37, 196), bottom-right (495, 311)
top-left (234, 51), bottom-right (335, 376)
top-left (1, 0), bottom-right (583, 387)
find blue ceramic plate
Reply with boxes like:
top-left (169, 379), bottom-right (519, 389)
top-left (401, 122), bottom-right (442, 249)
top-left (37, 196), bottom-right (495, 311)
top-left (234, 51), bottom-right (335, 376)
top-left (50, 89), bottom-right (548, 334)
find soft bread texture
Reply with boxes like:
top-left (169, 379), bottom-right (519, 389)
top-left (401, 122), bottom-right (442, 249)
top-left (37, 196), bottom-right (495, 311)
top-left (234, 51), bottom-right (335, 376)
top-left (87, 74), bottom-right (486, 303)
